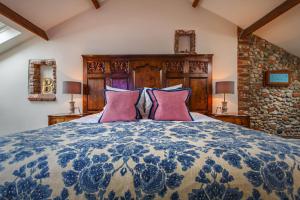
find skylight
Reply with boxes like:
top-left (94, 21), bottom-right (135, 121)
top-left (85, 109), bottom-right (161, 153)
top-left (0, 22), bottom-right (21, 45)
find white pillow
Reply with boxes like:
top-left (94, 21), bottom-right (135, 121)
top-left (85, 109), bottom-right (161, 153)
top-left (106, 86), bottom-right (145, 117)
top-left (106, 85), bottom-right (127, 92)
top-left (144, 84), bottom-right (183, 118)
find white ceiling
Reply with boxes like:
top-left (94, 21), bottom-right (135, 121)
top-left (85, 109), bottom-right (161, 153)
top-left (255, 4), bottom-right (300, 58)
top-left (200, 0), bottom-right (300, 57)
top-left (0, 0), bottom-right (92, 30)
top-left (0, 0), bottom-right (94, 54)
top-left (0, 15), bottom-right (33, 54)
top-left (0, 0), bottom-right (299, 57)
top-left (200, 0), bottom-right (285, 28)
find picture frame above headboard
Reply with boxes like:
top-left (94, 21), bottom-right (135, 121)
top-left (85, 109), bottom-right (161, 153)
top-left (82, 54), bottom-right (213, 115)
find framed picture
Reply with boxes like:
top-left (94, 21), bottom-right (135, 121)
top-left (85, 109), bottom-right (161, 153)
top-left (174, 30), bottom-right (196, 54)
top-left (28, 59), bottom-right (57, 101)
top-left (264, 70), bottom-right (291, 87)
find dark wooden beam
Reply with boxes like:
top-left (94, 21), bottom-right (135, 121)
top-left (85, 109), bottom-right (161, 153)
top-left (91, 0), bottom-right (100, 9)
top-left (192, 0), bottom-right (200, 8)
top-left (241, 0), bottom-right (300, 37)
top-left (0, 2), bottom-right (48, 40)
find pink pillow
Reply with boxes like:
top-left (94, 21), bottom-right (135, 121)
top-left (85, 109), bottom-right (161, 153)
top-left (151, 89), bottom-right (193, 121)
top-left (99, 90), bottom-right (141, 123)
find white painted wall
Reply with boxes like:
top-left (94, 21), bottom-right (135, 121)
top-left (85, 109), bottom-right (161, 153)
top-left (0, 0), bottom-right (238, 135)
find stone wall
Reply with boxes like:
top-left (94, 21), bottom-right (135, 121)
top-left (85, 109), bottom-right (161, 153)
top-left (238, 28), bottom-right (300, 137)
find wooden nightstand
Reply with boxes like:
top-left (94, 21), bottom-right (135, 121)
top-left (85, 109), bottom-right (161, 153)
top-left (48, 114), bottom-right (85, 126)
top-left (210, 113), bottom-right (250, 128)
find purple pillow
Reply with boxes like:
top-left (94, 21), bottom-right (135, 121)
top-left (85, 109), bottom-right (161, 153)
top-left (151, 89), bottom-right (193, 121)
top-left (99, 90), bottom-right (141, 123)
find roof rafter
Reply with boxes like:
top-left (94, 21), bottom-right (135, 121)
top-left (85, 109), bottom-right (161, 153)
top-left (192, 0), bottom-right (200, 8)
top-left (240, 0), bottom-right (300, 38)
top-left (91, 0), bottom-right (100, 9)
top-left (0, 2), bottom-right (48, 40)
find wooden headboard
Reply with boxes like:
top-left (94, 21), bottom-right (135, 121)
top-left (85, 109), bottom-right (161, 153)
top-left (82, 54), bottom-right (213, 114)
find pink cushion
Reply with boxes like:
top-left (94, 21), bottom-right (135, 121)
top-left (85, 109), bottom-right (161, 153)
top-left (106, 85), bottom-right (145, 117)
top-left (99, 90), bottom-right (141, 123)
top-left (151, 89), bottom-right (193, 121)
top-left (144, 84), bottom-right (183, 117)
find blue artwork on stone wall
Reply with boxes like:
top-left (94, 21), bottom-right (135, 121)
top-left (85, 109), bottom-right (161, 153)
top-left (265, 70), bottom-right (290, 86)
top-left (270, 73), bottom-right (289, 83)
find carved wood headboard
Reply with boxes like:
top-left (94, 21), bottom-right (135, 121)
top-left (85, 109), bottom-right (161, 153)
top-left (82, 54), bottom-right (213, 114)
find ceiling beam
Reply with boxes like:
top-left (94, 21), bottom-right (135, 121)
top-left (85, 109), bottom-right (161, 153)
top-left (192, 0), bottom-right (200, 8)
top-left (0, 2), bottom-right (48, 40)
top-left (91, 0), bottom-right (100, 9)
top-left (241, 0), bottom-right (300, 38)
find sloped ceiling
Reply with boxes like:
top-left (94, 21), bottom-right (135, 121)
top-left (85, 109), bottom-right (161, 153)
top-left (0, 0), bottom-right (94, 54)
top-left (200, 0), bottom-right (300, 57)
top-left (0, 0), bottom-right (300, 57)
top-left (0, 0), bottom-right (92, 30)
top-left (0, 15), bottom-right (32, 54)
top-left (199, 0), bottom-right (285, 28)
top-left (255, 4), bottom-right (300, 58)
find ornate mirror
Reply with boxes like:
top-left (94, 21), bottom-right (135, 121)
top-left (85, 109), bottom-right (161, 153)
top-left (28, 59), bottom-right (56, 101)
top-left (174, 30), bottom-right (196, 54)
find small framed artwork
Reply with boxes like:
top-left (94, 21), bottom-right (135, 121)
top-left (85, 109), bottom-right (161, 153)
top-left (264, 70), bottom-right (291, 87)
top-left (28, 59), bottom-right (57, 101)
top-left (174, 30), bottom-right (196, 54)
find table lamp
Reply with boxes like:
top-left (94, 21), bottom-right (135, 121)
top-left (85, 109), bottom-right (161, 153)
top-left (63, 81), bottom-right (81, 114)
top-left (216, 81), bottom-right (234, 113)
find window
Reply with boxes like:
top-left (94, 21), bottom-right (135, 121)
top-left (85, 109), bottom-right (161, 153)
top-left (0, 22), bottom-right (21, 45)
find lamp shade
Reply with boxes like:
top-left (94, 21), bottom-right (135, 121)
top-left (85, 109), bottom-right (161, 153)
top-left (216, 81), bottom-right (234, 94)
top-left (63, 81), bottom-right (81, 94)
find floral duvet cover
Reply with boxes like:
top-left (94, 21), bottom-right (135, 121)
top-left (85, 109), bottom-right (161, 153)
top-left (0, 121), bottom-right (300, 200)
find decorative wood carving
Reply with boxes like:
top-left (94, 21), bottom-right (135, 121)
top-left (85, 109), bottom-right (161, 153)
top-left (132, 64), bottom-right (163, 88)
top-left (28, 59), bottom-right (56, 101)
top-left (87, 61), bottom-right (105, 74)
top-left (174, 30), bottom-right (196, 54)
top-left (110, 61), bottom-right (130, 74)
top-left (164, 61), bottom-right (184, 73)
top-left (189, 61), bottom-right (208, 74)
top-left (82, 54), bottom-right (213, 114)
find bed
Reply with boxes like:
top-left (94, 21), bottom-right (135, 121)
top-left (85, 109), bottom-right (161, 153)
top-left (0, 55), bottom-right (300, 199)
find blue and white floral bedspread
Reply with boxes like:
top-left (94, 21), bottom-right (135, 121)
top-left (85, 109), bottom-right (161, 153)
top-left (0, 121), bottom-right (300, 200)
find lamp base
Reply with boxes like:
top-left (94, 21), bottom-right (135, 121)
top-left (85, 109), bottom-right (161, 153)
top-left (222, 101), bottom-right (228, 114)
top-left (69, 101), bottom-right (75, 114)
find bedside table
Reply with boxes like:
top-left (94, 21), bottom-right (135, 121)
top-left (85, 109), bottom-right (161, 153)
top-left (48, 114), bottom-right (85, 126)
top-left (210, 113), bottom-right (250, 128)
